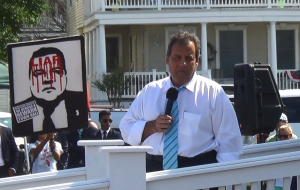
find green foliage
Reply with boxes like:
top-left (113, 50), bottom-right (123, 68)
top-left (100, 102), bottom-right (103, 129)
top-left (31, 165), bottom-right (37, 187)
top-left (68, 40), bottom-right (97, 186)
top-left (0, 0), bottom-right (48, 60)
top-left (92, 67), bottom-right (131, 109)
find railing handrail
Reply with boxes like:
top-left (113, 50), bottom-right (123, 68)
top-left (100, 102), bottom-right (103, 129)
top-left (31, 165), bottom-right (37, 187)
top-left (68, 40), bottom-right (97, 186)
top-left (85, 0), bottom-right (300, 15)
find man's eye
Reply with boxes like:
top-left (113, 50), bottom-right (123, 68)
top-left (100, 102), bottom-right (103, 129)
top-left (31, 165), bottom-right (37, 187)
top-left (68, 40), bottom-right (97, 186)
top-left (51, 68), bottom-right (60, 74)
top-left (33, 70), bottom-right (44, 76)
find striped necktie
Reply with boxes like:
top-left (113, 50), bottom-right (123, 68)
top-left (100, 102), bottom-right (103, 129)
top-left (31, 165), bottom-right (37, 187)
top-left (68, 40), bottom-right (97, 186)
top-left (163, 87), bottom-right (185, 170)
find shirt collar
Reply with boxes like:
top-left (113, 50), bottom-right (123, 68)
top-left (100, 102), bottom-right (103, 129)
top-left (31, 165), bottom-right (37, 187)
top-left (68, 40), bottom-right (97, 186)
top-left (163, 72), bottom-right (197, 93)
top-left (101, 128), bottom-right (111, 135)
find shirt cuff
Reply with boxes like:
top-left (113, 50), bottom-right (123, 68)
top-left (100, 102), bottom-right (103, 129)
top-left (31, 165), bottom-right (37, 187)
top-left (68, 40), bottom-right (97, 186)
top-left (127, 120), bottom-right (147, 146)
top-left (10, 168), bottom-right (16, 173)
top-left (216, 152), bottom-right (241, 163)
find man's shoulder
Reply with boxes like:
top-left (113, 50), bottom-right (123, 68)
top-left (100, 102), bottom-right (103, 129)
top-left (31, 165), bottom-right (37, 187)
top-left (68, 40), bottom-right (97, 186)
top-left (265, 134), bottom-right (277, 142)
top-left (195, 74), bottom-right (223, 89)
top-left (110, 129), bottom-right (122, 138)
top-left (145, 77), bottom-right (169, 89)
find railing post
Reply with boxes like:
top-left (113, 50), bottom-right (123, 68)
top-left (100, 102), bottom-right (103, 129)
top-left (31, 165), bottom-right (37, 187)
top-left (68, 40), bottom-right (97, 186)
top-left (152, 69), bottom-right (157, 81)
top-left (206, 0), bottom-right (211, 9)
top-left (101, 0), bottom-right (106, 11)
top-left (100, 146), bottom-right (153, 190)
top-left (157, 0), bottom-right (162, 10)
top-left (77, 140), bottom-right (124, 180)
top-left (267, 0), bottom-right (272, 8)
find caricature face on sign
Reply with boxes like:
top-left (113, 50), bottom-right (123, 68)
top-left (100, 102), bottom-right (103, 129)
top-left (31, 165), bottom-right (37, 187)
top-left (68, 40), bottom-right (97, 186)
top-left (29, 53), bottom-right (67, 101)
top-left (7, 36), bottom-right (88, 137)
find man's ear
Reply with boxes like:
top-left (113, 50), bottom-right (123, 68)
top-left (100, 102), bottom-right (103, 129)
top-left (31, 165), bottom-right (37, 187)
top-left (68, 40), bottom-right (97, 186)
top-left (166, 56), bottom-right (170, 66)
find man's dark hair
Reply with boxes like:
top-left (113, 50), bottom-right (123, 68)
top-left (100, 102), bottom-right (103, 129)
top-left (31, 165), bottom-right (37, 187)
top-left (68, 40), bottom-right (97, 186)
top-left (167, 30), bottom-right (201, 60)
top-left (28, 47), bottom-right (67, 77)
top-left (99, 110), bottom-right (111, 119)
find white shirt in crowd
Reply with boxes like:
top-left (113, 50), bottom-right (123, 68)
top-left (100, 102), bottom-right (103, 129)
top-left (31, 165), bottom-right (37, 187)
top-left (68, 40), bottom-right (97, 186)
top-left (28, 140), bottom-right (63, 174)
top-left (120, 73), bottom-right (243, 162)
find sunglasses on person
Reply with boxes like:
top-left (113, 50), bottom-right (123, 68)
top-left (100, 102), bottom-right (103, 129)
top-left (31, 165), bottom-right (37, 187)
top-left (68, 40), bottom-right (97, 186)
top-left (103, 119), bottom-right (113, 123)
top-left (277, 134), bottom-right (290, 139)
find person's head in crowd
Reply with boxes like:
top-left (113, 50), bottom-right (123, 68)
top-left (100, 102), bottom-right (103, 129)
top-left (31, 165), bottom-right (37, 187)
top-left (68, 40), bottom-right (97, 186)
top-left (277, 124), bottom-right (293, 141)
top-left (98, 110), bottom-right (112, 131)
top-left (276, 113), bottom-right (288, 132)
top-left (166, 30), bottom-right (200, 88)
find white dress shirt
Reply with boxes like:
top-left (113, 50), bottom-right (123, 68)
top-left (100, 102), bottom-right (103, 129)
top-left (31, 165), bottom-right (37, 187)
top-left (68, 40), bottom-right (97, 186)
top-left (120, 73), bottom-right (243, 162)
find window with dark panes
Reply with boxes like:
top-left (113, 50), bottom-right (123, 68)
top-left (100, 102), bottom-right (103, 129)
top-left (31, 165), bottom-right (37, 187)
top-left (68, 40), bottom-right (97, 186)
top-left (276, 30), bottom-right (295, 70)
top-left (219, 31), bottom-right (244, 78)
top-left (106, 37), bottom-right (119, 72)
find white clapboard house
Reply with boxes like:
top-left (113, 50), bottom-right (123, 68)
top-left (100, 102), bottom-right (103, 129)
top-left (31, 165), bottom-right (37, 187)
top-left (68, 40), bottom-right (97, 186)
top-left (66, 0), bottom-right (300, 104)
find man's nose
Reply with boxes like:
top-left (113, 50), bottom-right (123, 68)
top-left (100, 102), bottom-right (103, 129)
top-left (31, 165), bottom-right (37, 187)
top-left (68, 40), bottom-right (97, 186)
top-left (179, 59), bottom-right (187, 65)
top-left (43, 79), bottom-right (53, 85)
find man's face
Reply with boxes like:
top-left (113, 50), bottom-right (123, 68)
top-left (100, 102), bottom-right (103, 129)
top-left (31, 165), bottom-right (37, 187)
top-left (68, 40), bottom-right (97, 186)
top-left (277, 128), bottom-right (292, 141)
top-left (99, 114), bottom-right (112, 131)
top-left (166, 41), bottom-right (198, 87)
top-left (30, 54), bottom-right (67, 101)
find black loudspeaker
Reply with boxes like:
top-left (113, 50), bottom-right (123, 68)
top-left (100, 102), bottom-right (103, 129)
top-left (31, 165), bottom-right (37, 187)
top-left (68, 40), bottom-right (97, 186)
top-left (234, 63), bottom-right (284, 136)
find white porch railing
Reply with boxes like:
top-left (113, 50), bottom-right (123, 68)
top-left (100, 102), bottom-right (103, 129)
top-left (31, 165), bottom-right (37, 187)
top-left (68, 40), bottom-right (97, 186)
top-left (1, 139), bottom-right (300, 190)
top-left (88, 69), bottom-right (300, 101)
top-left (277, 70), bottom-right (300, 90)
top-left (86, 0), bottom-right (300, 14)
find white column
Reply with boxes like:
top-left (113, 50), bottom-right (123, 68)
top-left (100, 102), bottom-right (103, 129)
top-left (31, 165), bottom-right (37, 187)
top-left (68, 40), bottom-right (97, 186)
top-left (85, 33), bottom-right (89, 81)
top-left (99, 25), bottom-right (107, 74)
top-left (77, 140), bottom-right (124, 180)
top-left (270, 21), bottom-right (278, 82)
top-left (88, 32), bottom-right (94, 101)
top-left (100, 146), bottom-right (153, 190)
top-left (98, 25), bottom-right (107, 101)
top-left (201, 23), bottom-right (208, 78)
top-left (92, 30), bottom-right (98, 100)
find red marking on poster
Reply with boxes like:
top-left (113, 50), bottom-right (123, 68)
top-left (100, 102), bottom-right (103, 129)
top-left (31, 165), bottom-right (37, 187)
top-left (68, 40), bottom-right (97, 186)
top-left (30, 55), bottom-right (64, 92)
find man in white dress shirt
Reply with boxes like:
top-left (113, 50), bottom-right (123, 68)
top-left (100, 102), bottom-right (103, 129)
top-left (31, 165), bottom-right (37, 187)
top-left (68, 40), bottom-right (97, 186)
top-left (120, 30), bottom-right (243, 172)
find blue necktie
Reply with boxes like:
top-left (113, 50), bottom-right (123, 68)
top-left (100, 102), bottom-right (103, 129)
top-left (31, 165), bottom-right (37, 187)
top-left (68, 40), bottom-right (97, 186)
top-left (163, 87), bottom-right (185, 170)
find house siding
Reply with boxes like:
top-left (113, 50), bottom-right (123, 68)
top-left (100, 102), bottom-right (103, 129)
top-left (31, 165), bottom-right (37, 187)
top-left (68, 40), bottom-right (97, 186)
top-left (0, 90), bottom-right (10, 113)
top-left (76, 0), bottom-right (84, 31)
top-left (67, 0), bottom-right (84, 36)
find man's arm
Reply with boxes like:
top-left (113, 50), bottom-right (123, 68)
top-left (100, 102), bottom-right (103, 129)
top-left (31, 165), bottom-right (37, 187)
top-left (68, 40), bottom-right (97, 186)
top-left (8, 128), bottom-right (19, 175)
top-left (212, 87), bottom-right (243, 162)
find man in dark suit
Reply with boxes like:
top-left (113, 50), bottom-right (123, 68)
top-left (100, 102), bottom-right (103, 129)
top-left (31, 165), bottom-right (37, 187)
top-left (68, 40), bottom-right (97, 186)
top-left (0, 123), bottom-right (19, 178)
top-left (97, 110), bottom-right (122, 140)
top-left (12, 47), bottom-right (87, 137)
top-left (81, 110), bottom-right (122, 140)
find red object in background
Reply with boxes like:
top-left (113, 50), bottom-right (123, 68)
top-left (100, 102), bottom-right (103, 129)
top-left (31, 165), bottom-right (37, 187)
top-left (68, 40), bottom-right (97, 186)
top-left (86, 83), bottom-right (91, 110)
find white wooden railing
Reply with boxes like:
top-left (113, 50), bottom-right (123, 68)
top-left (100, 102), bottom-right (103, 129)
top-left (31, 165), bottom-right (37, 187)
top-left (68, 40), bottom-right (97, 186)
top-left (85, 0), bottom-right (300, 14)
top-left (0, 139), bottom-right (300, 190)
top-left (88, 69), bottom-right (300, 101)
top-left (277, 70), bottom-right (300, 90)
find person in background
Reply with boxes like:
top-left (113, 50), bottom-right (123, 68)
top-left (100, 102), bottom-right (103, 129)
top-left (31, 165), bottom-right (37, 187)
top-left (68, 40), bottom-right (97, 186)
top-left (97, 110), bottom-right (122, 140)
top-left (273, 124), bottom-right (296, 190)
top-left (265, 113), bottom-right (297, 143)
top-left (0, 123), bottom-right (19, 178)
top-left (81, 110), bottom-right (99, 140)
top-left (28, 133), bottom-right (62, 173)
top-left (54, 132), bottom-right (68, 170)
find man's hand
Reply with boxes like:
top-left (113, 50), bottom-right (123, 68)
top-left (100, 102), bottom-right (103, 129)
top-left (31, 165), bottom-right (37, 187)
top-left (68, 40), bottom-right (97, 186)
top-left (46, 133), bottom-right (55, 141)
top-left (49, 139), bottom-right (56, 149)
top-left (155, 115), bottom-right (173, 132)
top-left (8, 168), bottom-right (14, 176)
